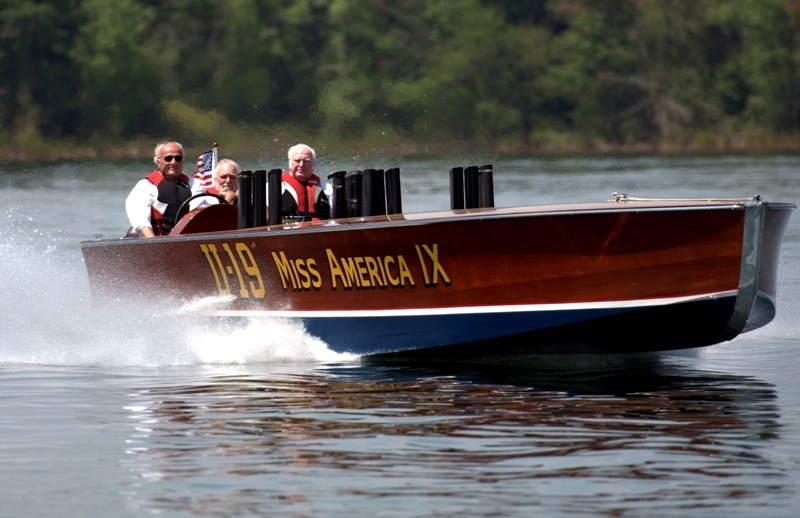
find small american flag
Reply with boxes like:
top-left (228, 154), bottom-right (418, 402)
top-left (194, 143), bottom-right (218, 190)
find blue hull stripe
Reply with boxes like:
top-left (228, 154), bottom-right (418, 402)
top-left (196, 291), bottom-right (738, 354)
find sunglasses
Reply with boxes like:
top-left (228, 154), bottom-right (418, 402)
top-left (163, 155), bottom-right (183, 163)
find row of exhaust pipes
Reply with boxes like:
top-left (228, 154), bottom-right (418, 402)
top-left (235, 165), bottom-right (494, 229)
top-left (449, 164), bottom-right (494, 210)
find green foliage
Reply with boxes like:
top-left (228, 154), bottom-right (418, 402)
top-left (70, 0), bottom-right (160, 137)
top-left (710, 0), bottom-right (800, 132)
top-left (2, 0), bottom-right (800, 154)
top-left (0, 0), bottom-right (81, 140)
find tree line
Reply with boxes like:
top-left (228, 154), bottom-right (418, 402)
top-left (2, 0), bottom-right (800, 157)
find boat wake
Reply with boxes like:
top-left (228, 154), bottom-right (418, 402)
top-left (178, 303), bottom-right (358, 365)
top-left (0, 224), bottom-right (354, 367)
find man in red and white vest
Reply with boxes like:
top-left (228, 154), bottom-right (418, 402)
top-left (274, 143), bottom-right (333, 221)
top-left (125, 141), bottom-right (203, 237)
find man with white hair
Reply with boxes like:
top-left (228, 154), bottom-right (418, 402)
top-left (125, 141), bottom-right (203, 237)
top-left (190, 158), bottom-right (240, 209)
top-left (271, 143), bottom-right (333, 221)
top-left (211, 159), bottom-right (240, 204)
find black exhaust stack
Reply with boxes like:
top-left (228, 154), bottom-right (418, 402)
top-left (345, 171), bottom-right (362, 217)
top-left (238, 170), bottom-right (252, 229)
top-left (385, 168), bottom-right (402, 214)
top-left (450, 164), bottom-right (494, 210)
top-left (328, 171), bottom-right (347, 219)
top-left (464, 166), bottom-right (479, 208)
top-left (361, 168), bottom-right (386, 216)
top-left (253, 169), bottom-right (267, 227)
top-left (450, 167), bottom-right (464, 210)
top-left (478, 164), bottom-right (494, 208)
top-left (267, 168), bottom-right (282, 225)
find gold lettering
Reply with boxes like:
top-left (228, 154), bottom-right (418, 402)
top-left (397, 256), bottom-right (415, 287)
top-left (364, 257), bottom-right (380, 287)
top-left (376, 256), bottom-right (388, 287)
top-left (342, 257), bottom-right (359, 288)
top-left (422, 243), bottom-right (450, 286)
top-left (384, 256), bottom-right (399, 286)
top-left (236, 243), bottom-right (266, 298)
top-left (271, 251), bottom-right (296, 290)
top-left (207, 244), bottom-right (231, 294)
top-left (295, 259), bottom-right (311, 289)
top-left (223, 243), bottom-right (249, 298)
top-left (288, 259), bottom-right (300, 288)
top-left (355, 257), bottom-right (370, 287)
top-left (415, 245), bottom-right (431, 285)
top-left (307, 259), bottom-right (322, 289)
top-left (327, 249), bottom-right (348, 289)
top-left (200, 244), bottom-right (227, 294)
top-left (327, 249), bottom-right (418, 290)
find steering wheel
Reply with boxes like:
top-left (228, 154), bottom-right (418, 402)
top-left (177, 192), bottom-right (228, 220)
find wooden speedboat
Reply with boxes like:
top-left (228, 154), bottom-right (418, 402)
top-left (81, 167), bottom-right (795, 358)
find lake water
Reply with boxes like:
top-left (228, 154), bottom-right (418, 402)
top-left (1, 152), bottom-right (799, 517)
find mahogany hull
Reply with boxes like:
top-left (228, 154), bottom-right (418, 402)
top-left (81, 198), bottom-right (794, 357)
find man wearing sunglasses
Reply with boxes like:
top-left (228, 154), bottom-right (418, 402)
top-left (125, 141), bottom-right (203, 237)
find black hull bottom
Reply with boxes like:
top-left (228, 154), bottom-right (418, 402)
top-left (371, 297), bottom-right (746, 361)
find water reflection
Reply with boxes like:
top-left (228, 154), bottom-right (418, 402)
top-left (123, 357), bottom-right (786, 514)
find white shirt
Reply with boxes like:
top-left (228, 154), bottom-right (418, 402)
top-left (125, 173), bottom-right (203, 232)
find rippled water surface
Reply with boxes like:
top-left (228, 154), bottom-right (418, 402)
top-left (1, 153), bottom-right (799, 516)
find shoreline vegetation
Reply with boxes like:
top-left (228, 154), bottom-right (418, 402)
top-left (6, 2), bottom-right (800, 164)
top-left (4, 129), bottom-right (800, 164)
